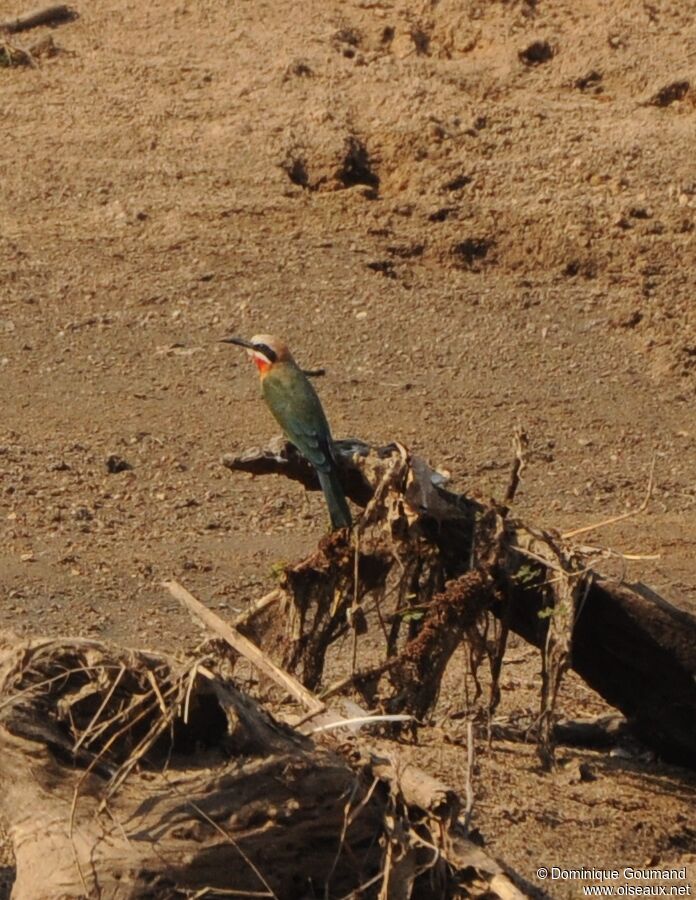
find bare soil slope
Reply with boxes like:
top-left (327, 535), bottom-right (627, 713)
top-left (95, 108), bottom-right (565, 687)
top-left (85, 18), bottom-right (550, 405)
top-left (0, 0), bottom-right (694, 895)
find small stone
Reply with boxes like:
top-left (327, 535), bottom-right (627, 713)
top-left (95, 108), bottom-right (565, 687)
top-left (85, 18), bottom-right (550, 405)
top-left (519, 40), bottom-right (555, 66)
top-left (106, 454), bottom-right (133, 474)
top-left (48, 459), bottom-right (71, 472)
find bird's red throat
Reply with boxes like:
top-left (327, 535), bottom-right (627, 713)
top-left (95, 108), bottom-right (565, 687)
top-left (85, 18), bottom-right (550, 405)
top-left (251, 353), bottom-right (271, 375)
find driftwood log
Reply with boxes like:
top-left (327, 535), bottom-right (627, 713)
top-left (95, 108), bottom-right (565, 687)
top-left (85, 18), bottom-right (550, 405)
top-left (225, 438), bottom-right (696, 768)
top-left (0, 631), bottom-right (528, 900)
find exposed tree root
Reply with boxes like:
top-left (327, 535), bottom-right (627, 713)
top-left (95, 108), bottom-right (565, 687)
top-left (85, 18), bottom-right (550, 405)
top-left (226, 437), bottom-right (696, 768)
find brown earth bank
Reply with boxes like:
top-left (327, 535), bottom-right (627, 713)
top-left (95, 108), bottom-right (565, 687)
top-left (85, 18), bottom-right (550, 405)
top-left (0, 0), bottom-right (694, 895)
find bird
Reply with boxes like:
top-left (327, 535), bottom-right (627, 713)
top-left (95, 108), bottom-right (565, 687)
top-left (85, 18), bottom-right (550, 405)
top-left (222, 334), bottom-right (352, 531)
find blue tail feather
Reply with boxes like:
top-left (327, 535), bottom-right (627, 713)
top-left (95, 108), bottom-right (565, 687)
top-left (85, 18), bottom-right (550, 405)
top-left (317, 467), bottom-right (352, 530)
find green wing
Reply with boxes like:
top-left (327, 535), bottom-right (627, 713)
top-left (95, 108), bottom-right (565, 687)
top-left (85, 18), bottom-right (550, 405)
top-left (262, 367), bottom-right (334, 472)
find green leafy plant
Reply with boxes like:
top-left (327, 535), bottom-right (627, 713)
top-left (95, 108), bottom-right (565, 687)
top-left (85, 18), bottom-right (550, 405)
top-left (269, 560), bottom-right (288, 581)
top-left (514, 563), bottom-right (542, 586)
top-left (400, 609), bottom-right (425, 623)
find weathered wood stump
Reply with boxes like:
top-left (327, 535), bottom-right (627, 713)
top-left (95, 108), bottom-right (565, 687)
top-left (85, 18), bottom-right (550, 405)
top-left (0, 632), bottom-right (527, 899)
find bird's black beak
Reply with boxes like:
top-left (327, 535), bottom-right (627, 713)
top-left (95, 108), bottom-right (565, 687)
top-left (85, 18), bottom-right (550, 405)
top-left (220, 336), bottom-right (255, 350)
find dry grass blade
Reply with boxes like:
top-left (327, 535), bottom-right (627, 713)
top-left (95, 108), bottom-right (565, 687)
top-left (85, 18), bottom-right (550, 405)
top-left (0, 663), bottom-right (124, 713)
top-left (74, 685), bottom-right (157, 751)
top-left (72, 663), bottom-right (126, 753)
top-left (324, 778), bottom-right (363, 896)
top-left (186, 799), bottom-right (279, 900)
top-left (462, 720), bottom-right (475, 833)
top-left (103, 679), bottom-right (184, 797)
top-left (183, 659), bottom-right (200, 724)
top-left (562, 454), bottom-right (656, 539)
top-left (145, 668), bottom-right (167, 714)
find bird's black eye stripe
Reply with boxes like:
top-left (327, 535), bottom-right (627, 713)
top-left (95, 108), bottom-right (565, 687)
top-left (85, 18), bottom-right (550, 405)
top-left (253, 343), bottom-right (277, 363)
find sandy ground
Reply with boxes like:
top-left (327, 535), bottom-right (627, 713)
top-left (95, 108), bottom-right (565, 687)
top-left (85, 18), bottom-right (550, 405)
top-left (0, 0), bottom-right (694, 896)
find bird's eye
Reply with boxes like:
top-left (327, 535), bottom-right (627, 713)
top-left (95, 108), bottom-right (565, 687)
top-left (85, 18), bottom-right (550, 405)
top-left (253, 343), bottom-right (277, 363)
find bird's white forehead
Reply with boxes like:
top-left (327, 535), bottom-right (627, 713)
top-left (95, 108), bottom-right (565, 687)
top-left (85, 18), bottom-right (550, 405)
top-left (250, 334), bottom-right (279, 349)
top-left (248, 334), bottom-right (290, 362)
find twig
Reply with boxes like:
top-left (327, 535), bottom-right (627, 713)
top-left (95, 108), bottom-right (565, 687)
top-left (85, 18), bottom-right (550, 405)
top-left (67, 683), bottom-right (180, 894)
top-left (145, 669), bottom-right (167, 715)
top-left (183, 661), bottom-right (199, 725)
top-left (325, 775), bottom-right (382, 899)
top-left (351, 530), bottom-right (361, 675)
top-left (309, 714), bottom-right (413, 734)
top-left (489, 874), bottom-right (529, 900)
top-left (562, 454), bottom-right (656, 540)
top-left (72, 664), bottom-right (126, 753)
top-left (187, 799), bottom-right (278, 899)
top-left (232, 588), bottom-right (283, 629)
top-left (0, 4), bottom-right (75, 33)
top-left (189, 889), bottom-right (272, 899)
top-left (325, 779), bottom-right (362, 897)
top-left (576, 543), bottom-right (660, 562)
top-left (508, 543), bottom-right (564, 572)
top-left (75, 684), bottom-right (155, 750)
top-left (503, 427), bottom-right (528, 509)
top-left (318, 656), bottom-right (399, 701)
top-left (163, 580), bottom-right (325, 716)
top-left (0, 663), bottom-right (124, 713)
top-left (605, 550), bottom-right (660, 560)
top-left (105, 683), bottom-right (183, 797)
top-left (462, 720), bottom-right (475, 833)
top-left (337, 869), bottom-right (385, 900)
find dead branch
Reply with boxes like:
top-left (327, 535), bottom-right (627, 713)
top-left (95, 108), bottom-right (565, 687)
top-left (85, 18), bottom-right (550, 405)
top-left (164, 579), bottom-right (325, 716)
top-left (553, 714), bottom-right (630, 748)
top-left (0, 4), bottom-right (76, 33)
top-left (224, 437), bottom-right (377, 507)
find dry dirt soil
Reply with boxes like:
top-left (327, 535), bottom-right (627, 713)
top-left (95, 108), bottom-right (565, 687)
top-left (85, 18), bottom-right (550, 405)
top-left (0, 0), bottom-right (695, 896)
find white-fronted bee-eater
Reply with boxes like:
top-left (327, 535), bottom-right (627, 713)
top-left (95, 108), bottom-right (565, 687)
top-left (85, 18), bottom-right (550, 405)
top-left (222, 334), bottom-right (352, 531)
